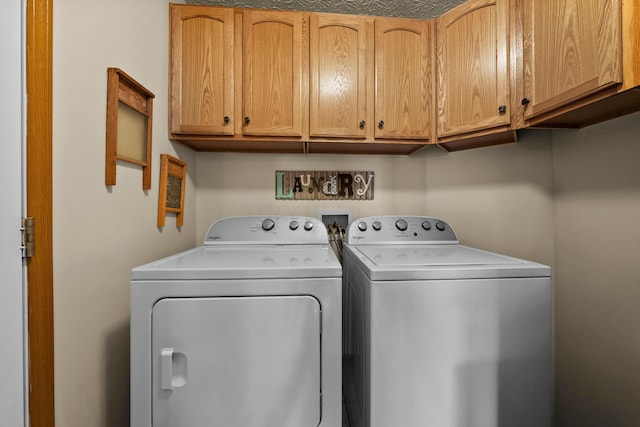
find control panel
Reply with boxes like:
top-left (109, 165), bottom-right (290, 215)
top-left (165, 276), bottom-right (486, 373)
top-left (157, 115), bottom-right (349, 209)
top-left (204, 216), bottom-right (330, 245)
top-left (345, 216), bottom-right (458, 245)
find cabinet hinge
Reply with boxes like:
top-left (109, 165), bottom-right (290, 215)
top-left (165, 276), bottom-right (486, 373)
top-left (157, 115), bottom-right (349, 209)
top-left (21, 217), bottom-right (35, 258)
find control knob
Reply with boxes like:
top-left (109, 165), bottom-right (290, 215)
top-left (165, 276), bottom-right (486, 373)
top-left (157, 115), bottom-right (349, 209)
top-left (358, 222), bottom-right (367, 232)
top-left (289, 220), bottom-right (299, 230)
top-left (304, 220), bottom-right (314, 231)
top-left (436, 221), bottom-right (446, 231)
top-left (372, 221), bottom-right (382, 231)
top-left (395, 219), bottom-right (408, 231)
top-left (262, 218), bottom-right (275, 231)
top-left (422, 221), bottom-right (432, 231)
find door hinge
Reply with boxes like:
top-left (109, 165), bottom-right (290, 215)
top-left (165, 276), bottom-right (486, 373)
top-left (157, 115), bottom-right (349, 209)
top-left (21, 217), bottom-right (35, 258)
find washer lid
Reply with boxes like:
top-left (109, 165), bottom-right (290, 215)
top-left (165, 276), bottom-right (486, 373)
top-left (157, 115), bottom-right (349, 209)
top-left (357, 245), bottom-right (521, 266)
top-left (132, 245), bottom-right (342, 281)
top-left (347, 244), bottom-right (550, 280)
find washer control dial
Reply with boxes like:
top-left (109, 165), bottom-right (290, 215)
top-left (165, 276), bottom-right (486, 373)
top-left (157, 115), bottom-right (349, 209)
top-left (436, 221), bottom-right (446, 231)
top-left (422, 220), bottom-right (432, 230)
top-left (395, 219), bottom-right (408, 231)
top-left (372, 221), bottom-right (382, 231)
top-left (289, 220), bottom-right (299, 230)
top-left (261, 218), bottom-right (275, 231)
top-left (358, 222), bottom-right (368, 232)
top-left (304, 220), bottom-right (314, 231)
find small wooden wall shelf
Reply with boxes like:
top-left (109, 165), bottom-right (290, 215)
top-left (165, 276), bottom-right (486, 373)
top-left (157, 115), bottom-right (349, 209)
top-left (105, 67), bottom-right (155, 189)
top-left (158, 154), bottom-right (187, 227)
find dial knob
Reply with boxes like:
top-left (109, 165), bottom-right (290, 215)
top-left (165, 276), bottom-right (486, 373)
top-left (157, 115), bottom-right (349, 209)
top-left (358, 222), bottom-right (367, 232)
top-left (422, 220), bottom-right (432, 231)
top-left (289, 220), bottom-right (299, 230)
top-left (304, 220), bottom-right (314, 231)
top-left (262, 218), bottom-right (275, 231)
top-left (395, 219), bottom-right (408, 231)
top-left (372, 221), bottom-right (382, 231)
top-left (435, 221), bottom-right (446, 231)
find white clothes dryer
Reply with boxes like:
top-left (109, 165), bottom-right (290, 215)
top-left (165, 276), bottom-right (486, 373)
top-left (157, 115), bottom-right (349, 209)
top-left (131, 216), bottom-right (342, 427)
top-left (342, 216), bottom-right (551, 427)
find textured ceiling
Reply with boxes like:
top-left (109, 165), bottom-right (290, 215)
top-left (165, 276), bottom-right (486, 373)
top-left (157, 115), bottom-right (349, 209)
top-left (185, 0), bottom-right (466, 19)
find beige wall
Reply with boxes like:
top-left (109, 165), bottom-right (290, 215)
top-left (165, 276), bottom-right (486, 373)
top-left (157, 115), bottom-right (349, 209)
top-left (53, 0), bottom-right (192, 425)
top-left (424, 130), bottom-right (555, 266)
top-left (195, 152), bottom-right (430, 239)
top-left (553, 112), bottom-right (640, 426)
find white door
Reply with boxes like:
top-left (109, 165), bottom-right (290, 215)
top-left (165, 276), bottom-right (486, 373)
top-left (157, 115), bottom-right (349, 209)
top-left (0, 0), bottom-right (27, 425)
top-left (152, 296), bottom-right (322, 427)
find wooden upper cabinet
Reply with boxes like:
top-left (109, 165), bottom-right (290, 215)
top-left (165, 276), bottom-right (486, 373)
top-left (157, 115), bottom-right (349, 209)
top-left (309, 14), bottom-right (369, 139)
top-left (242, 10), bottom-right (305, 137)
top-left (522, 0), bottom-right (622, 120)
top-left (436, 0), bottom-right (510, 138)
top-left (169, 4), bottom-right (234, 136)
top-left (374, 18), bottom-right (432, 140)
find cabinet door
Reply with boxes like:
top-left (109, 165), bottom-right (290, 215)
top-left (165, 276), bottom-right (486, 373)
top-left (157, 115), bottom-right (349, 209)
top-left (523, 0), bottom-right (622, 119)
top-left (310, 14), bottom-right (368, 138)
top-left (243, 10), bottom-right (305, 137)
top-left (375, 18), bottom-right (432, 140)
top-left (169, 5), bottom-right (234, 136)
top-left (436, 0), bottom-right (510, 138)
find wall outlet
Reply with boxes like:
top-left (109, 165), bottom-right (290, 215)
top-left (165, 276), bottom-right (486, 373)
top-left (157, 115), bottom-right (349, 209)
top-left (317, 209), bottom-right (352, 231)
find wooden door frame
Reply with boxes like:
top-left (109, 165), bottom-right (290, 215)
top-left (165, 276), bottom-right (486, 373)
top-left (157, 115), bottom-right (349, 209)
top-left (27, 0), bottom-right (55, 425)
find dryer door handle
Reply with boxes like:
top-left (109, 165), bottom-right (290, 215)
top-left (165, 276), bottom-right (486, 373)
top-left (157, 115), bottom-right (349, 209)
top-left (160, 348), bottom-right (188, 391)
top-left (161, 348), bottom-right (175, 390)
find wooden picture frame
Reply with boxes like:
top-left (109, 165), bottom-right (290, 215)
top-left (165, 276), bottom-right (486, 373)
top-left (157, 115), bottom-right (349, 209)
top-left (105, 67), bottom-right (155, 189)
top-left (158, 154), bottom-right (187, 227)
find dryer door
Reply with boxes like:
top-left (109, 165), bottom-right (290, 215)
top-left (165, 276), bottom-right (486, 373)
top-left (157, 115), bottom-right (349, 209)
top-left (152, 296), bottom-right (322, 427)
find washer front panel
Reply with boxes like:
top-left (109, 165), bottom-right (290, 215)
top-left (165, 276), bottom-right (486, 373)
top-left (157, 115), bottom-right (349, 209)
top-left (364, 277), bottom-right (552, 427)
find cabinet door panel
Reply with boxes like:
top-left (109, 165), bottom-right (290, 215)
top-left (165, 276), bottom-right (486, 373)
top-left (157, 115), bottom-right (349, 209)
top-left (170, 5), bottom-right (234, 136)
top-left (310, 14), bottom-right (367, 138)
top-left (243, 10), bottom-right (304, 137)
top-left (523, 0), bottom-right (622, 119)
top-left (437, 0), bottom-right (509, 137)
top-left (375, 19), bottom-right (432, 140)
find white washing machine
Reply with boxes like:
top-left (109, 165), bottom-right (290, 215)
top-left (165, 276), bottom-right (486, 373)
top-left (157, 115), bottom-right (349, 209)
top-left (131, 216), bottom-right (342, 427)
top-left (342, 216), bottom-right (551, 427)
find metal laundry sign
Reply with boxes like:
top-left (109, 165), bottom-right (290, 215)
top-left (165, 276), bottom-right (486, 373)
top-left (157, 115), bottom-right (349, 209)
top-left (275, 170), bottom-right (374, 200)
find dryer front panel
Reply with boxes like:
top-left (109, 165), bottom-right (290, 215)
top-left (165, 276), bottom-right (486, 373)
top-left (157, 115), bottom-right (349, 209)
top-left (151, 296), bottom-right (321, 427)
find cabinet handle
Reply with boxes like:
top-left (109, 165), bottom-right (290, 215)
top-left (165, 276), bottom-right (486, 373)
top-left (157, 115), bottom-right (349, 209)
top-left (521, 98), bottom-right (530, 106)
top-left (244, 116), bottom-right (250, 124)
top-left (359, 120), bottom-right (366, 128)
top-left (378, 120), bottom-right (384, 129)
top-left (498, 105), bottom-right (507, 113)
top-left (223, 116), bottom-right (230, 124)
